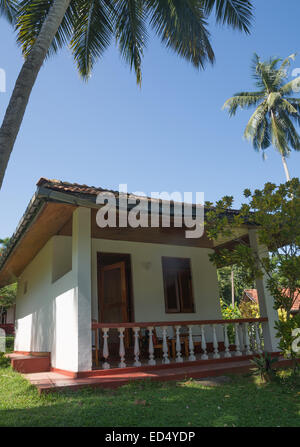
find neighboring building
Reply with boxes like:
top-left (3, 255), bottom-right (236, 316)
top-left (243, 289), bottom-right (300, 315)
top-left (0, 179), bottom-right (280, 375)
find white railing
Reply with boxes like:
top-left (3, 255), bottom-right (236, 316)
top-left (91, 318), bottom-right (267, 370)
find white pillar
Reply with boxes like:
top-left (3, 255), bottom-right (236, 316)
top-left (248, 229), bottom-right (279, 352)
top-left (72, 207), bottom-right (92, 371)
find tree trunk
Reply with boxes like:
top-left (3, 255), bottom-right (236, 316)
top-left (0, 0), bottom-right (72, 189)
top-left (281, 153), bottom-right (291, 182)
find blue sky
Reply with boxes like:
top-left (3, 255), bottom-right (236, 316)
top-left (1, 0), bottom-right (300, 237)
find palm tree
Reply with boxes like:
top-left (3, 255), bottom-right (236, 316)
top-left (0, 0), bottom-right (254, 189)
top-left (223, 53), bottom-right (300, 181)
top-left (0, 0), bottom-right (17, 22)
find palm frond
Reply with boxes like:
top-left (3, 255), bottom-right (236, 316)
top-left (270, 110), bottom-right (290, 156)
top-left (280, 76), bottom-right (300, 96)
top-left (70, 0), bottom-right (114, 80)
top-left (0, 0), bottom-right (18, 23)
top-left (244, 102), bottom-right (269, 149)
top-left (113, 0), bottom-right (147, 85)
top-left (223, 92), bottom-right (265, 117)
top-left (276, 109), bottom-right (300, 151)
top-left (147, 0), bottom-right (214, 70)
top-left (202, 0), bottom-right (253, 34)
top-left (16, 0), bottom-right (75, 57)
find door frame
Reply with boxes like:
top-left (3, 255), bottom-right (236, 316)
top-left (98, 261), bottom-right (128, 324)
top-left (97, 252), bottom-right (135, 324)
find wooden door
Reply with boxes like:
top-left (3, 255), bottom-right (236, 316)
top-left (99, 261), bottom-right (128, 324)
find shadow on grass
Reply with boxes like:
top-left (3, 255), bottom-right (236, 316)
top-left (0, 371), bottom-right (299, 427)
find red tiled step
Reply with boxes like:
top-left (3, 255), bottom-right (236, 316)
top-left (25, 357), bottom-right (294, 394)
top-left (7, 353), bottom-right (50, 374)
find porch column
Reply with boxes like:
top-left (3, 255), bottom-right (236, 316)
top-left (72, 207), bottom-right (92, 371)
top-left (248, 229), bottom-right (279, 352)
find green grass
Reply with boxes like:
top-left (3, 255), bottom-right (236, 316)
top-left (0, 365), bottom-right (299, 427)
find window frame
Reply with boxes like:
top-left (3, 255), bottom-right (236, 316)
top-left (162, 256), bottom-right (195, 314)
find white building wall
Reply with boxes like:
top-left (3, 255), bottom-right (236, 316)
top-left (91, 239), bottom-right (222, 326)
top-left (14, 209), bottom-right (92, 373)
top-left (14, 225), bottom-right (223, 370)
top-left (15, 235), bottom-right (77, 367)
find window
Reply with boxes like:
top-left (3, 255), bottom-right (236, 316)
top-left (162, 257), bottom-right (195, 313)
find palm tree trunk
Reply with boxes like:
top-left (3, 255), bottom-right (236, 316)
top-left (0, 0), bottom-right (71, 189)
top-left (281, 153), bottom-right (291, 182)
top-left (231, 268), bottom-right (235, 307)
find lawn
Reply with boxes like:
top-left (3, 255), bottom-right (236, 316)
top-left (0, 359), bottom-right (299, 427)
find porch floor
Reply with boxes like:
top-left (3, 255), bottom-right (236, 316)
top-left (24, 356), bottom-right (292, 394)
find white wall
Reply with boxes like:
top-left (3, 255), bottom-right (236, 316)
top-left (15, 209), bottom-right (92, 373)
top-left (15, 236), bottom-right (76, 357)
top-left (14, 225), bottom-right (223, 369)
top-left (91, 238), bottom-right (222, 336)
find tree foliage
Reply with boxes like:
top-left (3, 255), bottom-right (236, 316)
top-left (205, 180), bottom-right (300, 368)
top-left (217, 264), bottom-right (254, 306)
top-left (15, 0), bottom-right (254, 84)
top-left (223, 53), bottom-right (300, 180)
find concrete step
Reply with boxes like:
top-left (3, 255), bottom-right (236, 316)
top-left (7, 353), bottom-right (50, 374)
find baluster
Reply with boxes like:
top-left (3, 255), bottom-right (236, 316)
top-left (102, 328), bottom-right (110, 369)
top-left (244, 323), bottom-right (252, 355)
top-left (162, 326), bottom-right (170, 364)
top-left (133, 327), bottom-right (141, 367)
top-left (200, 325), bottom-right (208, 360)
top-left (223, 323), bottom-right (231, 358)
top-left (255, 322), bottom-right (262, 353)
top-left (95, 328), bottom-right (99, 367)
top-left (239, 323), bottom-right (245, 353)
top-left (148, 326), bottom-right (156, 366)
top-left (248, 323), bottom-right (255, 351)
top-left (188, 325), bottom-right (196, 361)
top-left (118, 327), bottom-right (126, 368)
top-left (212, 324), bottom-right (220, 359)
top-left (175, 326), bottom-right (183, 363)
top-left (234, 323), bottom-right (242, 356)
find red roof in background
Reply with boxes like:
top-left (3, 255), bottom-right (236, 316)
top-left (244, 289), bottom-right (259, 304)
top-left (244, 288), bottom-right (300, 311)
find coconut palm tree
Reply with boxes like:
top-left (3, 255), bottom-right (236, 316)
top-left (0, 0), bottom-right (17, 22)
top-left (0, 0), bottom-right (254, 189)
top-left (223, 53), bottom-right (300, 181)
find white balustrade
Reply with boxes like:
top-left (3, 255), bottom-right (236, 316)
top-left (175, 326), bottom-right (183, 363)
top-left (148, 326), bottom-right (156, 366)
top-left (102, 328), bottom-right (110, 369)
top-left (118, 327), bottom-right (126, 368)
top-left (162, 326), bottom-right (170, 364)
top-left (234, 323), bottom-right (242, 356)
top-left (255, 322), bottom-right (262, 353)
top-left (188, 325), bottom-right (196, 361)
top-left (223, 323), bottom-right (231, 358)
top-left (239, 323), bottom-right (245, 353)
top-left (243, 322), bottom-right (252, 355)
top-left (133, 327), bottom-right (141, 367)
top-left (92, 318), bottom-right (266, 369)
top-left (200, 325), bottom-right (208, 360)
top-left (212, 324), bottom-right (220, 359)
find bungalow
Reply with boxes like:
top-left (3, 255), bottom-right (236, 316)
top-left (0, 179), bottom-right (279, 377)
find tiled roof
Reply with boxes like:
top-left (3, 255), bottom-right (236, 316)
top-left (244, 288), bottom-right (300, 311)
top-left (37, 178), bottom-right (113, 197)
